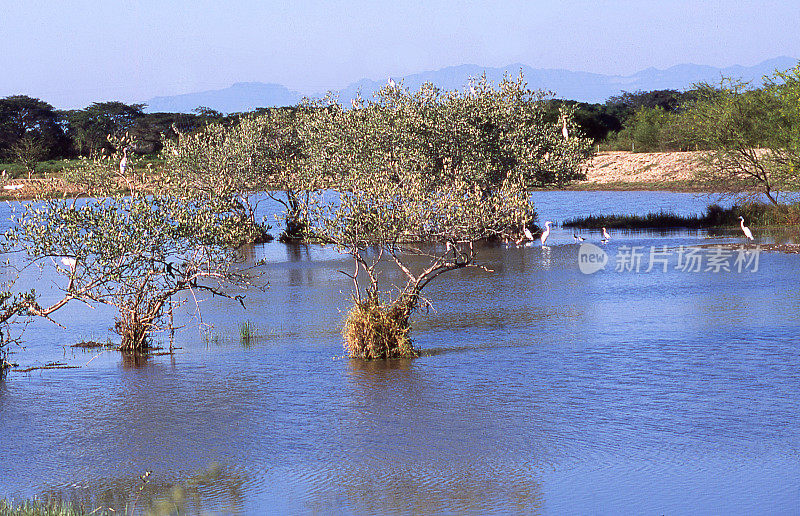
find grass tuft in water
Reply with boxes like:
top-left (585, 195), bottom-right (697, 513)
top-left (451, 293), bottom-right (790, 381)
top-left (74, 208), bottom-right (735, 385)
top-left (342, 296), bottom-right (419, 359)
top-left (239, 321), bottom-right (258, 347)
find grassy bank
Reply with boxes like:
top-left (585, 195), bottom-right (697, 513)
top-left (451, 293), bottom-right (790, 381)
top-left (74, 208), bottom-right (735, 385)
top-left (563, 203), bottom-right (800, 229)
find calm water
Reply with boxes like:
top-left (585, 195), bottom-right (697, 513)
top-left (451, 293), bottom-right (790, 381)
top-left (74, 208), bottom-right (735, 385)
top-left (1, 191), bottom-right (799, 514)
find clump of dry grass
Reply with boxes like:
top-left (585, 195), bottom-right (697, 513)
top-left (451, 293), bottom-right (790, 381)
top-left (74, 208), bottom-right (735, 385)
top-left (342, 296), bottom-right (419, 359)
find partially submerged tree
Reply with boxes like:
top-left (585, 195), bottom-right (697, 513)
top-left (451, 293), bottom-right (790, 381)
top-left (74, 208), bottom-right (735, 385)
top-left (684, 65), bottom-right (800, 204)
top-left (9, 194), bottom-right (257, 351)
top-left (162, 108), bottom-right (314, 242)
top-left (298, 75), bottom-right (592, 358)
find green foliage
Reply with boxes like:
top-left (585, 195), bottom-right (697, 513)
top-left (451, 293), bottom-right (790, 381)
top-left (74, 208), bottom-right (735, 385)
top-left (682, 64), bottom-right (800, 204)
top-left (9, 194), bottom-right (254, 351)
top-left (0, 95), bottom-right (69, 161)
top-left (63, 102), bottom-right (144, 156)
top-left (161, 110), bottom-right (309, 240)
top-left (9, 135), bottom-right (47, 177)
top-left (603, 105), bottom-right (695, 152)
top-left (298, 75), bottom-right (591, 356)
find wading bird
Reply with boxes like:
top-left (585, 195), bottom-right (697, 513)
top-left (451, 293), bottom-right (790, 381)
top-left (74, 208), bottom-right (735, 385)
top-left (60, 256), bottom-right (77, 270)
top-left (561, 117), bottom-right (569, 140)
top-left (738, 216), bottom-right (754, 241)
top-left (387, 77), bottom-right (396, 88)
top-left (541, 221), bottom-right (553, 246)
top-left (573, 233), bottom-right (585, 243)
top-left (119, 147), bottom-right (128, 175)
top-left (515, 226), bottom-right (536, 246)
top-left (601, 227), bottom-right (611, 243)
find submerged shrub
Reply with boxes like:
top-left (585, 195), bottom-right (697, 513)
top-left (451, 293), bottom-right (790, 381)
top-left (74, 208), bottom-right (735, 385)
top-left (343, 296), bottom-right (419, 359)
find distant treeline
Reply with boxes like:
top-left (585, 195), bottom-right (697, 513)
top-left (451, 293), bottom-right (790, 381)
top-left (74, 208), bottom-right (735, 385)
top-left (0, 97), bottom-right (286, 164)
top-left (0, 86), bottom-right (758, 167)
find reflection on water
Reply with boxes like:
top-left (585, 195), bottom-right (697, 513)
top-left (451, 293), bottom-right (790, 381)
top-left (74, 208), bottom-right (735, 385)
top-left (1, 192), bottom-right (799, 514)
top-left (37, 463), bottom-right (246, 515)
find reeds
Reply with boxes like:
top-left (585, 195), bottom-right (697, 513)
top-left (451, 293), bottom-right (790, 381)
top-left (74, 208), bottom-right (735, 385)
top-left (0, 498), bottom-right (104, 515)
top-left (563, 202), bottom-right (800, 230)
top-left (342, 297), bottom-right (419, 359)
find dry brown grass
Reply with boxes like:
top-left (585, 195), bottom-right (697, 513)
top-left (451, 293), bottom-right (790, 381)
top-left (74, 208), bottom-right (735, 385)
top-left (342, 296), bottom-right (419, 359)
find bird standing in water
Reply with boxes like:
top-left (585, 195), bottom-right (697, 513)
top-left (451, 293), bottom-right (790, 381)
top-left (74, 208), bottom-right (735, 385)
top-left (541, 221), bottom-right (553, 246)
top-left (738, 216), bottom-right (754, 240)
top-left (601, 227), bottom-right (611, 243)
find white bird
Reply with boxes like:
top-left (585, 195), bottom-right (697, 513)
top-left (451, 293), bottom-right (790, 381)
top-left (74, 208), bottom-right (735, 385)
top-left (540, 221), bottom-right (553, 246)
top-left (601, 227), bottom-right (611, 242)
top-left (738, 216), bottom-right (754, 241)
top-left (573, 233), bottom-right (585, 243)
top-left (60, 256), bottom-right (77, 270)
top-left (388, 77), bottom-right (396, 88)
top-left (523, 227), bottom-right (535, 241)
top-left (119, 147), bottom-right (128, 175)
top-left (561, 117), bottom-right (569, 140)
top-left (469, 85), bottom-right (477, 96)
top-left (351, 99), bottom-right (360, 110)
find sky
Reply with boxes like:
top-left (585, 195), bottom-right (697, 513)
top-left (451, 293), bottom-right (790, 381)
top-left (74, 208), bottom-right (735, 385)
top-left (2, 0), bottom-right (799, 109)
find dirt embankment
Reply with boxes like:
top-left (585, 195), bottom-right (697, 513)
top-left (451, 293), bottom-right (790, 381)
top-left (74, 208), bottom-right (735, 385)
top-left (574, 150), bottom-right (709, 190)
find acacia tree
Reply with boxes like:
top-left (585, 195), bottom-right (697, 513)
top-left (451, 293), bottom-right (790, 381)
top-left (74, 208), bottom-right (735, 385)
top-left (298, 75), bottom-right (592, 359)
top-left (161, 108), bottom-right (315, 242)
top-left (9, 194), bottom-right (256, 351)
top-left (684, 65), bottom-right (800, 204)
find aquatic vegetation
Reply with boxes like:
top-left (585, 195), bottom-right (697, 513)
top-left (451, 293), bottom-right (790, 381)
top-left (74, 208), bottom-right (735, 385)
top-left (564, 202), bottom-right (800, 229)
top-left (343, 295), bottom-right (418, 359)
top-left (0, 498), bottom-right (105, 515)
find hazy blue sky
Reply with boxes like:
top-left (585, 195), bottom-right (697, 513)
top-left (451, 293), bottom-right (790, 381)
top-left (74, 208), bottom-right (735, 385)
top-left (2, 0), bottom-right (798, 109)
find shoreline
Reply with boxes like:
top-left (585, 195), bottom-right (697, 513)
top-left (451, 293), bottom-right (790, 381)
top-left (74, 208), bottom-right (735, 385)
top-left (0, 150), bottom-right (788, 200)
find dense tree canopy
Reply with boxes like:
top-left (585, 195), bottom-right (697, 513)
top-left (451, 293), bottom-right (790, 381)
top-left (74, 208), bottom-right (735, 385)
top-left (295, 75), bottom-right (592, 357)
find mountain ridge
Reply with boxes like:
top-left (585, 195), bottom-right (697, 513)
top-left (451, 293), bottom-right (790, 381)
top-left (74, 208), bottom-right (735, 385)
top-left (143, 56), bottom-right (798, 114)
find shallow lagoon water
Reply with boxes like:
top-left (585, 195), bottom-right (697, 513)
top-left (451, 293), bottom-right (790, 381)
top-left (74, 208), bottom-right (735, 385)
top-left (1, 191), bottom-right (799, 514)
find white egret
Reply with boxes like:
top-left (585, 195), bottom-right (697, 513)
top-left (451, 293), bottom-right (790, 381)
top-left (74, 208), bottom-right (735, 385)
top-left (515, 226), bottom-right (536, 246)
top-left (119, 147), bottom-right (128, 175)
top-left (738, 216), bottom-right (754, 240)
top-left (541, 221), bottom-right (553, 246)
top-left (524, 227), bottom-right (535, 241)
top-left (601, 227), bottom-right (611, 243)
top-left (60, 257), bottom-right (77, 270)
top-left (561, 117), bottom-right (569, 140)
top-left (388, 77), bottom-right (396, 88)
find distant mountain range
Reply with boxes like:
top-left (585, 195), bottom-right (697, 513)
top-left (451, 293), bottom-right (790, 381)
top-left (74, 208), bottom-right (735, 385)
top-left (143, 56), bottom-right (798, 114)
